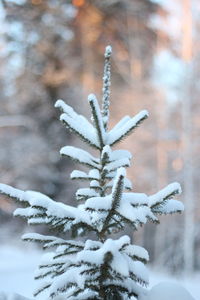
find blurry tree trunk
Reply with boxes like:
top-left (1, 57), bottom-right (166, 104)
top-left (154, 99), bottom-right (168, 264)
top-left (182, 0), bottom-right (195, 274)
top-left (78, 5), bottom-right (102, 97)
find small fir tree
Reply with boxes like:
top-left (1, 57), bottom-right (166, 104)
top-left (0, 46), bottom-right (184, 300)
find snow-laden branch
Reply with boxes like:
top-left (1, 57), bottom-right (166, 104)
top-left (0, 184), bottom-right (93, 235)
top-left (60, 146), bottom-right (100, 169)
top-left (88, 94), bottom-right (105, 149)
top-left (32, 235), bottom-right (148, 299)
top-left (106, 110), bottom-right (149, 146)
top-left (102, 45), bottom-right (112, 130)
top-left (149, 182), bottom-right (183, 215)
top-left (84, 190), bottom-right (158, 234)
top-left (55, 100), bottom-right (100, 149)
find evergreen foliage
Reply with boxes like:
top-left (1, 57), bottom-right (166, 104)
top-left (0, 46), bottom-right (184, 299)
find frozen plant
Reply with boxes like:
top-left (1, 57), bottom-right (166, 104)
top-left (0, 46), bottom-right (184, 300)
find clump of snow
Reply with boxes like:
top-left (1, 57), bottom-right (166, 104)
top-left (70, 169), bottom-right (100, 180)
top-left (104, 157), bottom-right (130, 172)
top-left (101, 145), bottom-right (111, 160)
top-left (110, 149), bottom-right (132, 161)
top-left (60, 146), bottom-right (99, 169)
top-left (76, 188), bottom-right (99, 200)
top-left (104, 45), bottom-right (112, 57)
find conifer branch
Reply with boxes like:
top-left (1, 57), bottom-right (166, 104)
top-left (55, 100), bottom-right (100, 149)
top-left (100, 168), bottom-right (125, 237)
top-left (102, 45), bottom-right (112, 130)
top-left (88, 94), bottom-right (105, 149)
top-left (60, 146), bottom-right (100, 169)
top-left (107, 110), bottom-right (149, 146)
top-left (149, 182), bottom-right (183, 215)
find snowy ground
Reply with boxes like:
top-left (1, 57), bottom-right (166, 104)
top-left (0, 245), bottom-right (199, 299)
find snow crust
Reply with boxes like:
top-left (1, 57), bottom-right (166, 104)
top-left (139, 282), bottom-right (196, 300)
top-left (0, 293), bottom-right (31, 300)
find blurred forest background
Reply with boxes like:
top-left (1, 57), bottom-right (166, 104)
top-left (0, 0), bottom-right (199, 276)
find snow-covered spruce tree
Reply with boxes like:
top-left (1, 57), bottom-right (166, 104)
top-left (0, 46), bottom-right (184, 300)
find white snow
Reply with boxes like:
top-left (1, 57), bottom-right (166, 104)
top-left (125, 244), bottom-right (149, 262)
top-left (70, 169), bottom-right (100, 180)
top-left (77, 236), bottom-right (147, 280)
top-left (149, 182), bottom-right (182, 207)
top-left (0, 246), bottom-right (199, 299)
top-left (0, 184), bottom-right (92, 231)
top-left (70, 170), bottom-right (88, 179)
top-left (155, 199), bottom-right (184, 214)
top-left (88, 169), bottom-right (100, 179)
top-left (0, 184), bottom-right (24, 202)
top-left (123, 193), bottom-right (149, 206)
top-left (0, 246), bottom-right (40, 298)
top-left (76, 188), bottom-right (99, 200)
top-left (139, 282), bottom-right (195, 300)
top-left (85, 194), bottom-right (111, 211)
top-left (128, 258), bottom-right (149, 284)
top-left (104, 45), bottom-right (112, 57)
top-left (106, 110), bottom-right (149, 145)
top-left (110, 115), bottom-right (131, 131)
top-left (84, 191), bottom-right (158, 226)
top-left (0, 292), bottom-right (31, 299)
top-left (101, 145), bottom-right (111, 159)
top-left (104, 157), bottom-right (130, 172)
top-left (119, 203), bottom-right (157, 225)
top-left (60, 146), bottom-right (99, 169)
top-left (89, 180), bottom-right (100, 188)
top-left (106, 177), bottom-right (132, 190)
top-left (88, 94), bottom-right (105, 143)
top-left (112, 166), bottom-right (126, 188)
top-left (57, 103), bottom-right (100, 148)
top-left (110, 149), bottom-right (132, 161)
top-left (55, 100), bottom-right (77, 118)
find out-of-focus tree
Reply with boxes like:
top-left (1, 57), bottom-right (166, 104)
top-left (0, 0), bottom-right (165, 258)
top-left (150, 0), bottom-right (200, 274)
top-left (2, 0), bottom-right (197, 275)
top-left (0, 0), bottom-right (79, 240)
